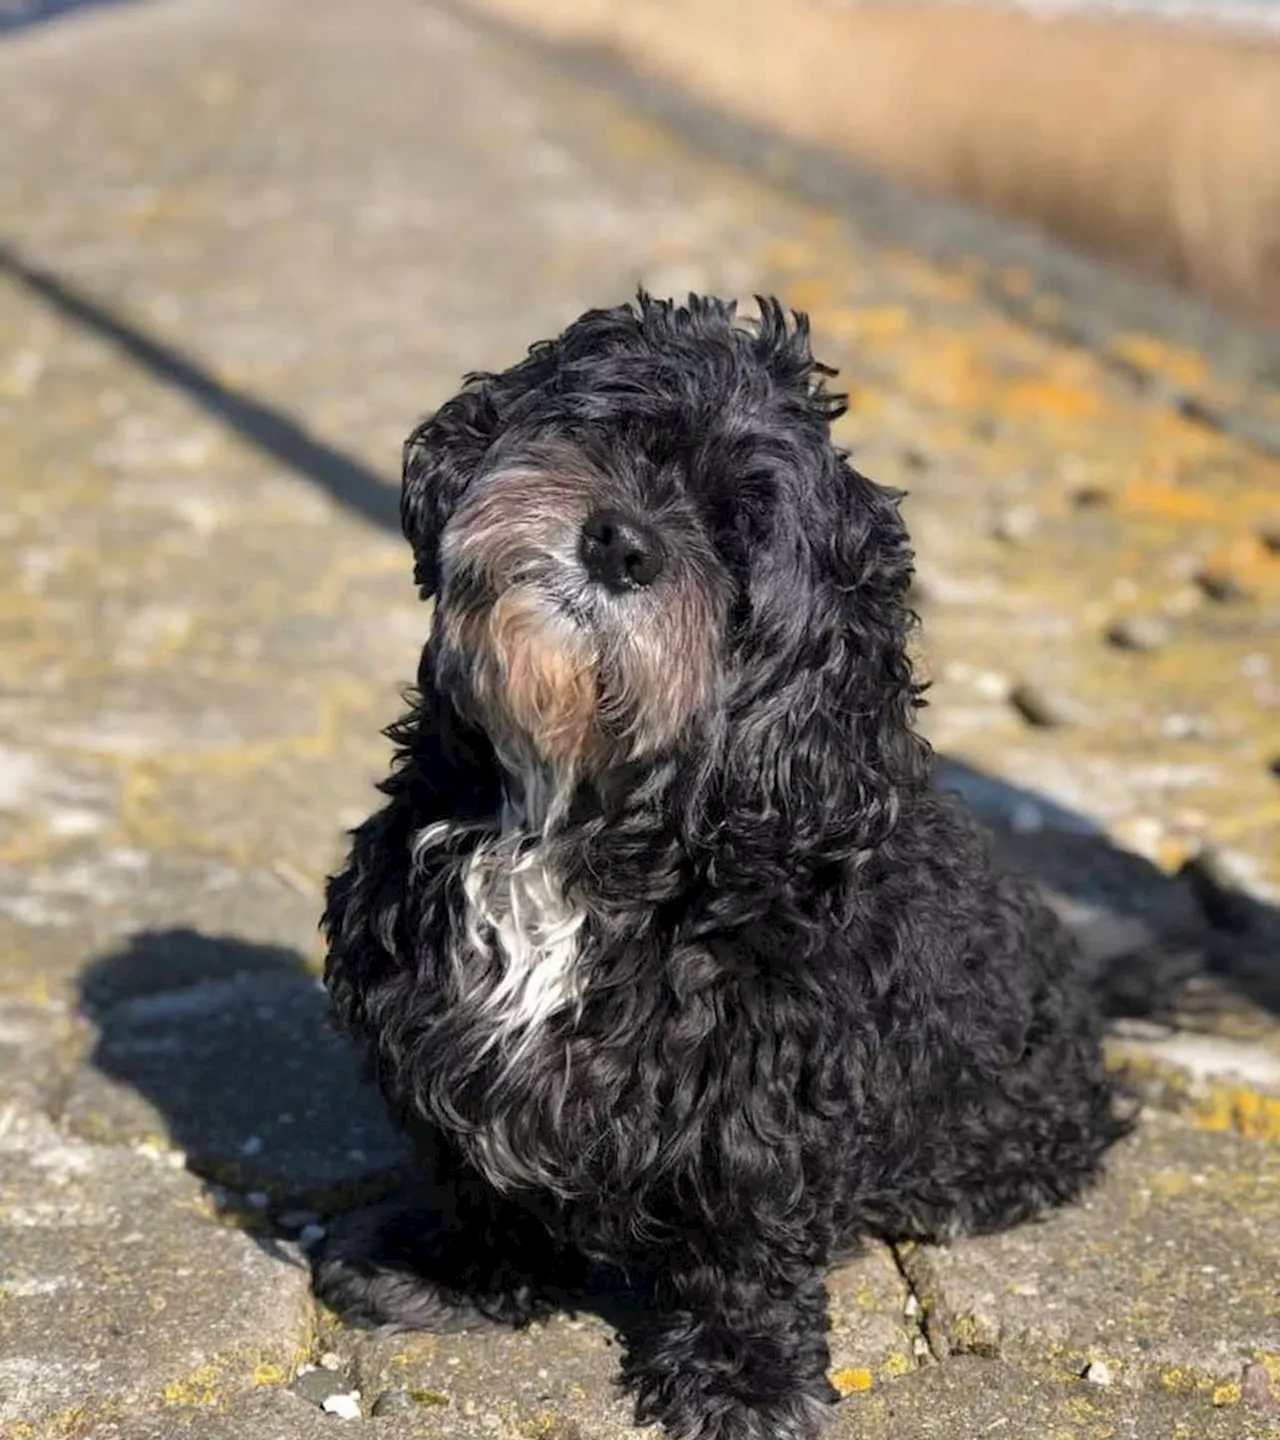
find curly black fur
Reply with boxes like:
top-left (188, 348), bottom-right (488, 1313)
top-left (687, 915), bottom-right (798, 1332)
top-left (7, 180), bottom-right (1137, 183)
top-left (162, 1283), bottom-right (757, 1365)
top-left (318, 294), bottom-right (1127, 1440)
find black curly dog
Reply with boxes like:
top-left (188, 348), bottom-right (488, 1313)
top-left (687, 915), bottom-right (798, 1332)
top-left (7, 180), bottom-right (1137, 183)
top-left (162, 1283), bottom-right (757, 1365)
top-left (318, 295), bottom-right (1126, 1439)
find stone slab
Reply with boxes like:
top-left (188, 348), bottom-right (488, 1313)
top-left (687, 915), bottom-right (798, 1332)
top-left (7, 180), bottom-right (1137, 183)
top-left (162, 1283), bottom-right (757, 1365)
top-left (69, 1356), bottom-right (1280, 1440)
top-left (1107, 1024), bottom-right (1280, 1145)
top-left (838, 1355), bottom-right (1275, 1440)
top-left (75, 1385), bottom-right (608, 1440)
top-left (900, 1113), bottom-right (1280, 1394)
top-left (825, 1243), bottom-right (919, 1393)
top-left (333, 1311), bottom-right (635, 1437)
top-left (0, 1108), bottom-right (314, 1428)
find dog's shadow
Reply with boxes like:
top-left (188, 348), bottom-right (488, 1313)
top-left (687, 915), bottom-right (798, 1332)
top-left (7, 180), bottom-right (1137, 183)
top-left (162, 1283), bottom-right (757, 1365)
top-left (74, 929), bottom-right (413, 1249)
top-left (73, 765), bottom-right (1278, 1309)
top-left (73, 926), bottom-right (638, 1325)
top-left (938, 758), bottom-right (1279, 1022)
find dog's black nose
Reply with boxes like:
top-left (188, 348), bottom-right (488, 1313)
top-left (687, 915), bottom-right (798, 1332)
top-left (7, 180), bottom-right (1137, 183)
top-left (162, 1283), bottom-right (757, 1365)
top-left (579, 510), bottom-right (664, 591)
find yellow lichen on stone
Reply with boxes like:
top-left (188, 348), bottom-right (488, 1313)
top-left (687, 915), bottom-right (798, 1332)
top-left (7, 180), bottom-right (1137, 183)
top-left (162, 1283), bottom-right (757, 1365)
top-left (1157, 1366), bottom-right (1221, 1400)
top-left (1105, 1045), bottom-right (1280, 1145)
top-left (950, 1311), bottom-right (998, 1356)
top-left (831, 1366), bottom-right (875, 1395)
top-left (0, 1405), bottom-right (96, 1440)
top-left (162, 1359), bottom-right (228, 1406)
top-left (409, 1388), bottom-right (450, 1406)
top-left (880, 1351), bottom-right (914, 1380)
top-left (1211, 1381), bottom-right (1241, 1406)
top-left (1193, 1087), bottom-right (1280, 1144)
top-left (251, 1361), bottom-right (288, 1386)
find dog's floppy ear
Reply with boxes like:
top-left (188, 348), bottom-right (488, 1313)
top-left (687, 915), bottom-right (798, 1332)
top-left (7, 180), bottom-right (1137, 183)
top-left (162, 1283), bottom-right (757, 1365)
top-left (401, 381), bottom-right (499, 595)
top-left (709, 450), bottom-right (929, 874)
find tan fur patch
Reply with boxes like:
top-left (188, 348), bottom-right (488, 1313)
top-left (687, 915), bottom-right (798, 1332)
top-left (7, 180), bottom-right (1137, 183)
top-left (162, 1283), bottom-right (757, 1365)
top-left (487, 588), bottom-right (600, 769)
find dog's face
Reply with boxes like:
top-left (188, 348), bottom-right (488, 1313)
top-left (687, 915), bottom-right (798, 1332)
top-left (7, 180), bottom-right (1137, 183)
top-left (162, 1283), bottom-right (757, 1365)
top-left (402, 295), bottom-right (919, 829)
top-left (432, 432), bottom-right (730, 782)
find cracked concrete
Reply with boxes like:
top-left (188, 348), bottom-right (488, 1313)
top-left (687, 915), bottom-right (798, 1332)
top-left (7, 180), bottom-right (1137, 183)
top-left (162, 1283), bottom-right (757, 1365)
top-left (1, 0), bottom-right (1278, 1435)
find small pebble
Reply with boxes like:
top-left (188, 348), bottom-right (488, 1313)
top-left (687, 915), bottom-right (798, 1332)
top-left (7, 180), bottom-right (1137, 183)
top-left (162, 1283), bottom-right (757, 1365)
top-left (372, 1389), bottom-right (416, 1417)
top-left (1009, 680), bottom-right (1086, 729)
top-left (292, 1369), bottom-right (351, 1407)
top-left (1241, 1361), bottom-right (1277, 1411)
top-left (1197, 569), bottom-right (1250, 603)
top-left (1105, 616), bottom-right (1172, 653)
top-left (298, 1222), bottom-right (327, 1249)
top-left (1160, 713), bottom-right (1212, 740)
top-left (1071, 484), bottom-right (1109, 509)
top-left (972, 670), bottom-right (1010, 701)
top-left (319, 1352), bottom-right (343, 1372)
top-left (990, 505), bottom-right (1037, 543)
top-left (903, 1294), bottom-right (919, 1318)
top-left (244, 1190), bottom-right (271, 1212)
top-left (240, 1134), bottom-right (264, 1157)
top-left (1083, 1360), bottom-right (1113, 1386)
top-left (322, 1391), bottom-right (362, 1421)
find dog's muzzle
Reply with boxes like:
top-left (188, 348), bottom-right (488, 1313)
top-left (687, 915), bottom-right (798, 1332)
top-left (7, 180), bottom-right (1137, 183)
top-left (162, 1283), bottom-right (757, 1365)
top-left (431, 451), bottom-right (725, 780)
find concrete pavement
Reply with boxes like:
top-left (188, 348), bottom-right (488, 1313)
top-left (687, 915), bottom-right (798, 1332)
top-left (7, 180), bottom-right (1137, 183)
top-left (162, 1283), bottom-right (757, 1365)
top-left (1, 0), bottom-right (1278, 1434)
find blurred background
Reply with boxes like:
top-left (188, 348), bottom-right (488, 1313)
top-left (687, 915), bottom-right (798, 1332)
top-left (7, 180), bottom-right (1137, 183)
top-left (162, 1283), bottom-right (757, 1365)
top-left (1, 0), bottom-right (1278, 1432)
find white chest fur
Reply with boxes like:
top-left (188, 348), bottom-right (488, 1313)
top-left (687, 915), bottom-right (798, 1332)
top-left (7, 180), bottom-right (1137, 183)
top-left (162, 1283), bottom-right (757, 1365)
top-left (411, 818), bottom-right (586, 1192)
top-left (413, 820), bottom-right (586, 1061)
top-left (460, 838), bottom-right (585, 1055)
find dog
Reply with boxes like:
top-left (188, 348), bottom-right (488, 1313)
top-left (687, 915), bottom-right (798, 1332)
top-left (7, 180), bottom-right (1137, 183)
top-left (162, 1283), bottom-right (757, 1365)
top-left (317, 294), bottom-right (1126, 1440)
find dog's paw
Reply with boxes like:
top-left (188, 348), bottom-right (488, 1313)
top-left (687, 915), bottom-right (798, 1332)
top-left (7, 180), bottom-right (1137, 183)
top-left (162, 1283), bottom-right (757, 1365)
top-left (636, 1378), bottom-right (834, 1440)
top-left (313, 1197), bottom-right (558, 1332)
top-left (313, 1202), bottom-right (490, 1333)
top-left (314, 1247), bottom-right (491, 1333)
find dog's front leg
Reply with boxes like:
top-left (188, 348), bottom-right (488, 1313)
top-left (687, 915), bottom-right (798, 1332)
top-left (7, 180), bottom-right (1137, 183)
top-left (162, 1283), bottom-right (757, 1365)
top-left (315, 1141), bottom-right (581, 1332)
top-left (622, 1239), bottom-right (837, 1440)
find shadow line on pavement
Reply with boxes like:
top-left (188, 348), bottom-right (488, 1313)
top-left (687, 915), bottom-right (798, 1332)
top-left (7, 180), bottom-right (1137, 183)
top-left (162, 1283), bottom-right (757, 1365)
top-left (0, 0), bottom-right (138, 38)
top-left (0, 241), bottom-right (400, 533)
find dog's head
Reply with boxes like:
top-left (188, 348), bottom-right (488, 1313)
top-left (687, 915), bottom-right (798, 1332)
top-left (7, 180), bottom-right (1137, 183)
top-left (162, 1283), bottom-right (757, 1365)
top-left (405, 294), bottom-right (925, 845)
